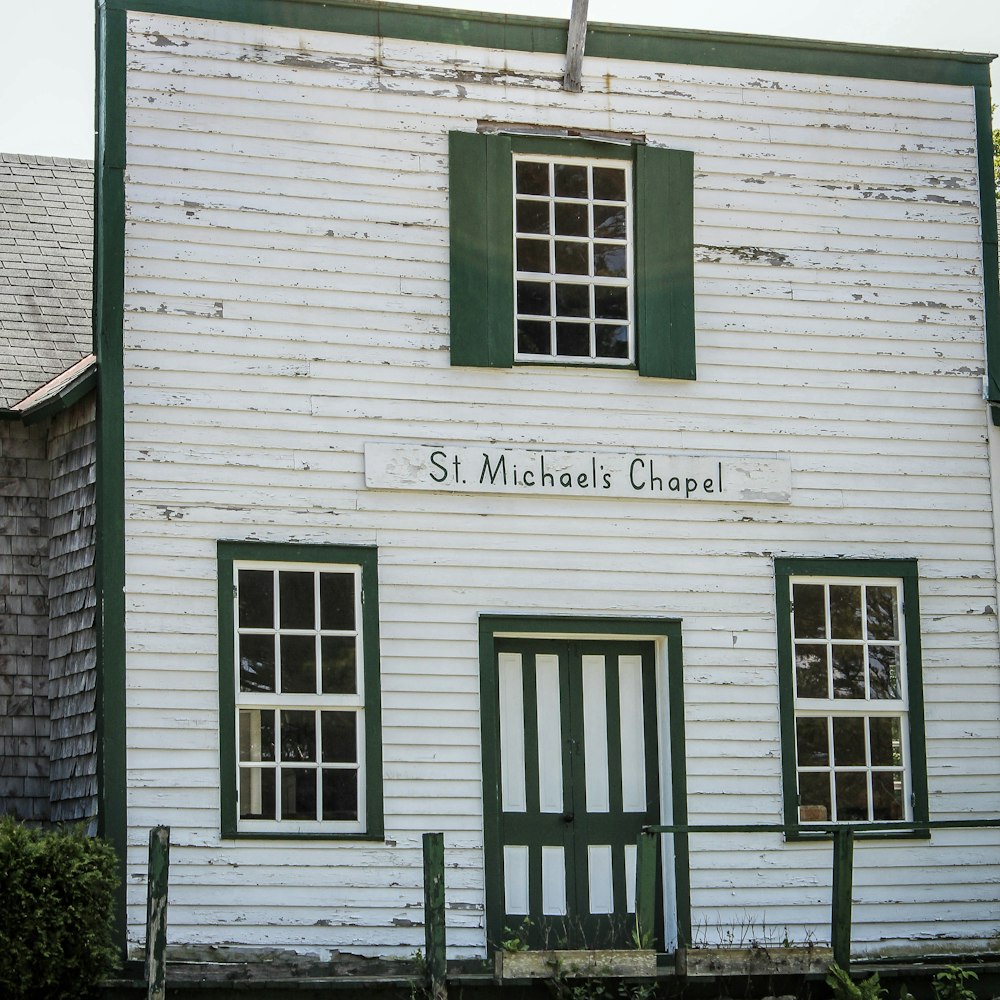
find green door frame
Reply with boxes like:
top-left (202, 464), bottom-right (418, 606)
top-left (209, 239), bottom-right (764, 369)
top-left (479, 615), bottom-right (691, 953)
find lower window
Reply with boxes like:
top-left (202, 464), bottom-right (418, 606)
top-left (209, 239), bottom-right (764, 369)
top-left (775, 558), bottom-right (928, 830)
top-left (218, 542), bottom-right (383, 838)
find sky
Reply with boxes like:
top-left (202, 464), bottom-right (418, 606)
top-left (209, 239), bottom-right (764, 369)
top-left (1, 0), bottom-right (998, 160)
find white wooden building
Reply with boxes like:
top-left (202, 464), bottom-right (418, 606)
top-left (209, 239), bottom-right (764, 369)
top-left (92, 0), bottom-right (1000, 972)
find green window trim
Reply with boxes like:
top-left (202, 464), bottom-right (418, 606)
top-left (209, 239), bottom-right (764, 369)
top-left (217, 541), bottom-right (384, 840)
top-left (775, 558), bottom-right (929, 842)
top-left (450, 132), bottom-right (696, 380)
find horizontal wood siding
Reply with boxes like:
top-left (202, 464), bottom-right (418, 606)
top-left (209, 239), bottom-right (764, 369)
top-left (120, 12), bottom-right (999, 959)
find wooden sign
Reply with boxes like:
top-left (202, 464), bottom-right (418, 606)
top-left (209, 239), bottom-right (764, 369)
top-left (365, 443), bottom-right (791, 504)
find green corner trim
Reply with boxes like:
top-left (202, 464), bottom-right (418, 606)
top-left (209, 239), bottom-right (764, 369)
top-left (217, 540), bottom-right (384, 840)
top-left (975, 85), bottom-right (1000, 404)
top-left (95, 0), bottom-right (129, 955)
top-left (477, 614), bottom-right (689, 952)
top-left (104, 0), bottom-right (993, 86)
top-left (773, 558), bottom-right (929, 840)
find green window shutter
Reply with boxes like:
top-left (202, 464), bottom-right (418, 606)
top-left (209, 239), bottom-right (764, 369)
top-left (635, 145), bottom-right (696, 380)
top-left (449, 131), bottom-right (514, 368)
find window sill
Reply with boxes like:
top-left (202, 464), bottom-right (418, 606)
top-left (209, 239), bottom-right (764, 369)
top-left (784, 826), bottom-right (931, 843)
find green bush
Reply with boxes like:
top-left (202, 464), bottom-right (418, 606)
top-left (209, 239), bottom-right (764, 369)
top-left (0, 817), bottom-right (120, 999)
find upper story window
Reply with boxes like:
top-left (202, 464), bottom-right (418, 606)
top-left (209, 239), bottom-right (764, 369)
top-left (449, 131), bottom-right (695, 380)
top-left (513, 155), bottom-right (634, 365)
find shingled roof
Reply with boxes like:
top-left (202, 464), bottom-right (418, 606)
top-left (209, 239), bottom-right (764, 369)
top-left (0, 153), bottom-right (94, 410)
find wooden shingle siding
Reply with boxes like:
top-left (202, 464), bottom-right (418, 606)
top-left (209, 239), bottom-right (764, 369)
top-left (119, 12), bottom-right (998, 959)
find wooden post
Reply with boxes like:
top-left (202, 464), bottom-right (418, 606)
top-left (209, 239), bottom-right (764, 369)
top-left (423, 832), bottom-right (447, 1000)
top-left (831, 828), bottom-right (854, 971)
top-left (145, 826), bottom-right (170, 1000)
top-left (562, 0), bottom-right (589, 92)
top-left (634, 830), bottom-right (658, 949)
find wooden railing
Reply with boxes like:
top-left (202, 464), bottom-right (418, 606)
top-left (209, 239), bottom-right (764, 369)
top-left (635, 818), bottom-right (1000, 971)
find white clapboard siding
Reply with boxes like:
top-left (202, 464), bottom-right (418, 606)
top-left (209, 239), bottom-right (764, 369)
top-left (118, 10), bottom-right (999, 959)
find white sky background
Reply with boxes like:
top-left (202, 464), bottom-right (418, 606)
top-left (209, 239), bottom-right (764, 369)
top-left (1, 0), bottom-right (998, 160)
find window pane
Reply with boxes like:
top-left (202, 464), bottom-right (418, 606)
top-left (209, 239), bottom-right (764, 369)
top-left (869, 645), bottom-right (900, 699)
top-left (594, 285), bottom-right (627, 321)
top-left (595, 325), bottom-right (629, 360)
top-left (240, 634), bottom-right (275, 693)
top-left (280, 710), bottom-right (316, 762)
top-left (835, 772), bottom-right (869, 821)
top-left (322, 636), bottom-right (357, 694)
top-left (872, 772), bottom-right (904, 820)
top-left (555, 323), bottom-right (589, 357)
top-left (554, 240), bottom-right (589, 275)
top-left (322, 711), bottom-right (358, 763)
top-left (279, 571), bottom-right (314, 629)
top-left (517, 280), bottom-right (550, 316)
top-left (516, 199), bottom-right (549, 235)
top-left (593, 204), bottom-right (626, 240)
top-left (281, 768), bottom-right (317, 820)
top-left (866, 586), bottom-right (898, 640)
top-left (555, 283), bottom-right (589, 318)
top-left (517, 238), bottom-right (549, 273)
top-left (516, 160), bottom-right (549, 196)
top-left (830, 585), bottom-right (863, 639)
top-left (593, 166), bottom-right (626, 202)
top-left (554, 202), bottom-right (588, 237)
top-left (798, 772), bottom-right (831, 822)
top-left (794, 644), bottom-right (828, 698)
top-left (323, 770), bottom-right (359, 822)
top-left (238, 569), bottom-right (273, 628)
top-left (870, 717), bottom-right (902, 767)
top-left (517, 320), bottom-right (551, 355)
top-left (239, 709), bottom-right (275, 762)
top-left (593, 243), bottom-right (627, 278)
top-left (320, 572), bottom-right (355, 631)
top-left (280, 635), bottom-right (316, 694)
top-left (796, 717), bottom-right (829, 766)
top-left (833, 716), bottom-right (865, 766)
top-left (240, 767), bottom-right (275, 820)
top-left (554, 163), bottom-right (588, 198)
top-left (792, 584), bottom-right (826, 639)
top-left (832, 645), bottom-right (864, 699)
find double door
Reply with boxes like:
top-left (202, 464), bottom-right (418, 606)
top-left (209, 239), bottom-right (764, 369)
top-left (493, 637), bottom-right (660, 949)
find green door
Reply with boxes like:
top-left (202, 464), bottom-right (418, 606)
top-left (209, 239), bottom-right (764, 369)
top-left (492, 637), bottom-right (660, 949)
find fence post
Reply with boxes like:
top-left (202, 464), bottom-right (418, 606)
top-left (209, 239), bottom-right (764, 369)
top-left (423, 832), bottom-right (447, 1000)
top-left (831, 828), bottom-right (854, 971)
top-left (145, 826), bottom-right (170, 1000)
top-left (634, 830), bottom-right (658, 949)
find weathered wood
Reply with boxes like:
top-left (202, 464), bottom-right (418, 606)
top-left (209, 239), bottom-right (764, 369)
top-left (145, 826), bottom-right (171, 1000)
top-left (831, 828), bottom-right (855, 971)
top-left (634, 830), bottom-right (658, 950)
top-left (562, 0), bottom-right (589, 92)
top-left (422, 832), bottom-right (446, 1000)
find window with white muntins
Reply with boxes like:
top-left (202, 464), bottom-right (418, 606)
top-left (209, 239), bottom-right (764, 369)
top-left (513, 155), bottom-right (634, 364)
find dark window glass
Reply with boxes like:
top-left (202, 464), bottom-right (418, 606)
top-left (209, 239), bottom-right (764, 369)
top-left (553, 163), bottom-right (588, 198)
top-left (833, 716), bottom-right (865, 766)
top-left (517, 238), bottom-right (549, 273)
top-left (239, 767), bottom-right (275, 820)
top-left (239, 709), bottom-right (275, 762)
top-left (593, 204), bottom-right (626, 239)
top-left (830, 585), bottom-right (863, 639)
top-left (594, 285), bottom-right (627, 320)
top-left (555, 283), bottom-right (589, 318)
top-left (515, 160), bottom-right (549, 196)
top-left (869, 646), bottom-right (900, 699)
top-left (872, 772), bottom-right (903, 820)
top-left (279, 571), bottom-right (314, 629)
top-left (240, 634), bottom-right (275, 693)
top-left (516, 199), bottom-right (549, 235)
top-left (322, 711), bottom-right (358, 764)
top-left (323, 770), bottom-right (359, 821)
top-left (517, 281), bottom-right (550, 316)
top-left (555, 323), bottom-right (589, 357)
top-left (280, 710), bottom-right (316, 762)
top-left (798, 772), bottom-right (831, 822)
top-left (322, 636), bottom-right (357, 694)
top-left (795, 717), bottom-right (829, 766)
top-left (554, 240), bottom-right (588, 275)
top-left (794, 644), bottom-right (828, 698)
top-left (281, 768), bottom-right (317, 820)
top-left (238, 569), bottom-right (273, 628)
top-left (870, 717), bottom-right (902, 767)
top-left (835, 772), bottom-right (868, 821)
top-left (280, 635), bottom-right (316, 693)
top-left (832, 645), bottom-right (864, 699)
top-left (554, 202), bottom-right (588, 237)
top-left (517, 320), bottom-right (551, 355)
top-left (319, 572), bottom-right (355, 631)
top-left (595, 325), bottom-right (629, 359)
top-left (593, 243), bottom-right (626, 278)
top-left (866, 586), bottom-right (899, 640)
top-left (792, 584), bottom-right (826, 639)
top-left (593, 166), bottom-right (626, 202)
